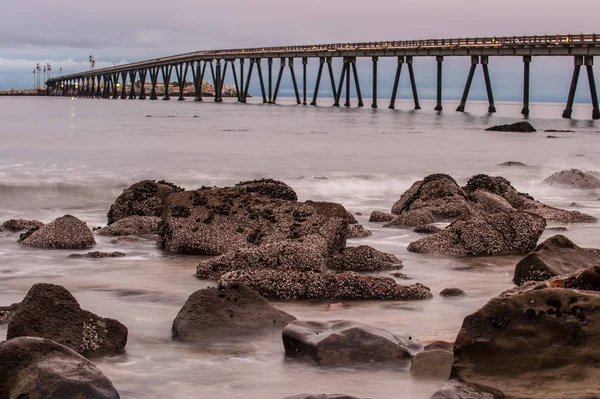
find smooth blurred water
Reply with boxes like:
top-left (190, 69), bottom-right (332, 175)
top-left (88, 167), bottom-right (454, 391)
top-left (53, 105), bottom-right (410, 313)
top-left (0, 96), bottom-right (599, 399)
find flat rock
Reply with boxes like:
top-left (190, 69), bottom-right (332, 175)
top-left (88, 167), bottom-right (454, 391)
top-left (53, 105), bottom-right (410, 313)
top-left (513, 234), bottom-right (600, 285)
top-left (328, 245), bottom-right (403, 271)
top-left (503, 265), bottom-right (600, 296)
top-left (7, 283), bottom-right (128, 357)
top-left (542, 169), bottom-right (600, 190)
top-left (171, 283), bottom-right (295, 342)
top-left (107, 179), bottom-right (183, 224)
top-left (20, 215), bottom-right (95, 249)
top-left (411, 348), bottom-right (453, 378)
top-left (282, 320), bottom-right (422, 366)
top-left (452, 289), bottom-right (600, 399)
top-left (160, 180), bottom-right (347, 256)
top-left (408, 210), bottom-right (545, 257)
top-left (498, 161), bottom-right (527, 167)
top-left (98, 215), bottom-right (161, 236)
top-left (347, 224), bottom-right (372, 238)
top-left (1, 218), bottom-right (43, 231)
top-left (0, 337), bottom-right (120, 399)
top-left (368, 210), bottom-right (394, 222)
top-left (219, 270), bottom-right (432, 300)
top-left (485, 121), bottom-right (536, 132)
top-left (68, 251), bottom-right (127, 259)
top-left (425, 341), bottom-right (454, 351)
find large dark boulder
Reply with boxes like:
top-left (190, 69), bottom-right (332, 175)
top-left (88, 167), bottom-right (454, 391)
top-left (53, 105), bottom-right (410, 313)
top-left (20, 215), bottom-right (95, 249)
top-left (513, 235), bottom-right (600, 285)
top-left (219, 270), bottom-right (432, 300)
top-left (408, 210), bottom-right (545, 257)
top-left (1, 218), bottom-right (43, 231)
top-left (368, 210), bottom-right (394, 223)
top-left (172, 283), bottom-right (295, 342)
top-left (452, 289), bottom-right (600, 399)
top-left (196, 241), bottom-right (327, 280)
top-left (327, 245), bottom-right (403, 271)
top-left (0, 337), bottom-right (120, 399)
top-left (7, 283), bottom-right (127, 357)
top-left (282, 320), bottom-right (422, 366)
top-left (98, 215), bottom-right (161, 236)
top-left (389, 174), bottom-right (472, 221)
top-left (485, 121), bottom-right (536, 132)
top-left (160, 181), bottom-right (347, 256)
top-left (107, 179), bottom-right (183, 224)
top-left (542, 169), bottom-right (600, 190)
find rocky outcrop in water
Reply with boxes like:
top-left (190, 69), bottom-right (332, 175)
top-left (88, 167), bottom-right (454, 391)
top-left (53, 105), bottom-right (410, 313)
top-left (327, 245), bottom-right (403, 271)
top-left (485, 121), bottom-right (536, 132)
top-left (171, 283), bottom-right (295, 342)
top-left (68, 251), bottom-right (127, 259)
top-left (0, 337), bottom-right (121, 399)
top-left (20, 215), bottom-right (95, 249)
top-left (98, 215), bottom-right (161, 236)
top-left (542, 169), bottom-right (600, 190)
top-left (1, 218), bottom-right (43, 231)
top-left (451, 288), bottom-right (600, 399)
top-left (368, 210), bottom-right (394, 222)
top-left (107, 180), bottom-right (183, 224)
top-left (513, 235), bottom-right (600, 285)
top-left (219, 270), bottom-right (432, 300)
top-left (7, 283), bottom-right (127, 357)
top-left (160, 179), bottom-right (347, 256)
top-left (347, 224), bottom-right (372, 238)
top-left (282, 320), bottom-right (422, 366)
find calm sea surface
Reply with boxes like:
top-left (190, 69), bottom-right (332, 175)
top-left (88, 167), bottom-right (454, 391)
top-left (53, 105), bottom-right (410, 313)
top-left (0, 96), bottom-right (599, 398)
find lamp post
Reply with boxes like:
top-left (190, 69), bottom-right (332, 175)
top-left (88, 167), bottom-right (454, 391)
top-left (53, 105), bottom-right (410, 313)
top-left (33, 69), bottom-right (36, 90)
top-left (36, 63), bottom-right (41, 90)
top-left (47, 63), bottom-right (51, 79)
top-left (43, 65), bottom-right (46, 89)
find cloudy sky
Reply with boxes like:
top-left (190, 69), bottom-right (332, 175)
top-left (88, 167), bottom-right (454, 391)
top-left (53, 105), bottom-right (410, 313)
top-left (1, 0), bottom-right (598, 102)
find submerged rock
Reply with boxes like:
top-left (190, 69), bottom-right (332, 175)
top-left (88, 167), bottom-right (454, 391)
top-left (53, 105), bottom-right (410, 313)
top-left (1, 218), bottom-right (43, 231)
top-left (328, 245), bottom-right (403, 271)
top-left (282, 320), bottom-right (422, 366)
top-left (542, 169), bottom-right (600, 190)
top-left (107, 179), bottom-right (183, 224)
top-left (485, 121), bottom-right (536, 132)
top-left (7, 283), bottom-right (127, 357)
top-left (368, 210), bottom-right (394, 222)
top-left (68, 251), bottom-right (126, 259)
top-left (171, 283), bottom-right (295, 342)
top-left (440, 288), bottom-right (466, 297)
top-left (219, 269), bottom-right (432, 301)
top-left (20, 215), bottom-right (95, 249)
top-left (452, 288), bottom-right (600, 399)
top-left (98, 215), bottom-right (161, 236)
top-left (513, 235), bottom-right (600, 285)
top-left (498, 161), bottom-right (528, 167)
top-left (0, 337), bottom-right (120, 399)
top-left (347, 224), bottom-right (372, 238)
top-left (160, 180), bottom-right (347, 256)
top-left (408, 210), bottom-right (545, 257)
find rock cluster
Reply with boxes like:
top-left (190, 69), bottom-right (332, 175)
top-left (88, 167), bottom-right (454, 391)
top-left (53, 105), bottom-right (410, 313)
top-left (1, 218), bottom-right (43, 231)
top-left (6, 283), bottom-right (127, 357)
top-left (485, 121), bottom-right (536, 132)
top-left (172, 283), bottom-right (295, 342)
top-left (542, 168), bottom-right (600, 190)
top-left (282, 320), bottom-right (422, 366)
top-left (20, 215), bottom-right (95, 249)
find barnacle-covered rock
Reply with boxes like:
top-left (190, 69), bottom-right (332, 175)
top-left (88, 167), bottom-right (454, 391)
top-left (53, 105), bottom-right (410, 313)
top-left (328, 245), bottom-right (403, 271)
top-left (20, 215), bottom-right (95, 249)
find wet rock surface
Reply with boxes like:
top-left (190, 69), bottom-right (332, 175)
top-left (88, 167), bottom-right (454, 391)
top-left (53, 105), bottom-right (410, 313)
top-left (440, 288), bottom-right (466, 297)
top-left (107, 179), bottom-right (183, 224)
top-left (327, 245), bottom-right (403, 271)
top-left (68, 251), bottom-right (127, 259)
top-left (513, 235), bottom-right (600, 285)
top-left (0, 337), bottom-right (121, 399)
top-left (1, 218), bottom-right (43, 231)
top-left (171, 283), bottom-right (295, 342)
top-left (98, 215), bottom-right (161, 236)
top-left (411, 348), bottom-right (453, 378)
top-left (219, 270), bottom-right (432, 300)
top-left (485, 121), bottom-right (536, 132)
top-left (7, 283), bottom-right (128, 357)
top-left (503, 265), bottom-right (600, 296)
top-left (368, 210), bottom-right (394, 222)
top-left (384, 209), bottom-right (435, 228)
top-left (0, 303), bottom-right (19, 324)
top-left (160, 180), bottom-right (347, 256)
top-left (429, 380), bottom-right (502, 399)
top-left (542, 168), bottom-right (600, 190)
top-left (452, 288), bottom-right (600, 399)
top-left (347, 223), bottom-right (372, 238)
top-left (408, 210), bottom-right (546, 256)
top-left (20, 215), bottom-right (95, 249)
top-left (282, 320), bottom-right (422, 366)
top-left (413, 224), bottom-right (442, 234)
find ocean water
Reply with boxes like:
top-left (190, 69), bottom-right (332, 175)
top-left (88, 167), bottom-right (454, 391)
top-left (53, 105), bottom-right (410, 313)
top-left (0, 95), bottom-right (599, 398)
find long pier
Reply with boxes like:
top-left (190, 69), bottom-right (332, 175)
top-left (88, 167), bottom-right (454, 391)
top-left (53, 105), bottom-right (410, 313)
top-left (46, 34), bottom-right (600, 119)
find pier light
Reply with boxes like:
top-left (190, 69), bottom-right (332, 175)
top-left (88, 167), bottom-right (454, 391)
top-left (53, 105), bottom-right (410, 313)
top-left (75, 82), bottom-right (79, 88)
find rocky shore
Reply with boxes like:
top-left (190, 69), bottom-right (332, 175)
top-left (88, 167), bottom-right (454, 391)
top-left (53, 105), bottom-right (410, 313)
top-left (1, 169), bottom-right (599, 398)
